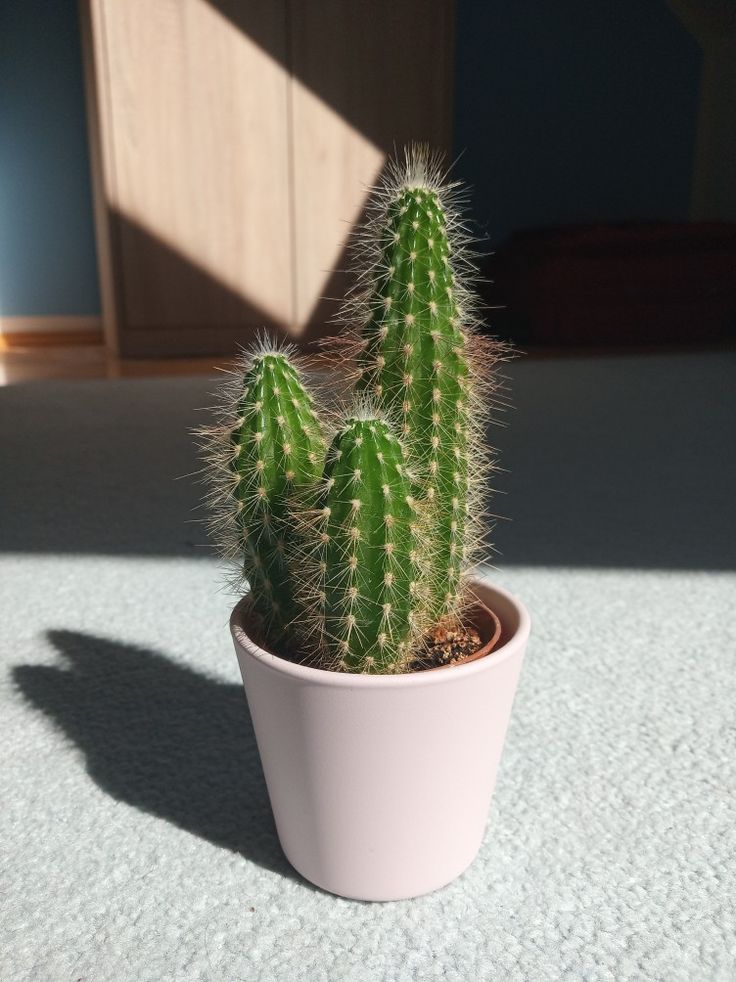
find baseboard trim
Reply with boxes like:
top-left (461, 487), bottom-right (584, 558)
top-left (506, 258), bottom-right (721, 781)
top-left (0, 316), bottom-right (103, 349)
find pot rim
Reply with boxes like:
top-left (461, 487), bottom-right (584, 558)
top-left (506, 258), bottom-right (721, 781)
top-left (231, 576), bottom-right (530, 689)
top-left (230, 577), bottom-right (531, 689)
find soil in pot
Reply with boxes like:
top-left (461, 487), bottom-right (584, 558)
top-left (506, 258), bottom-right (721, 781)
top-left (243, 596), bottom-right (503, 674)
top-left (408, 604), bottom-right (503, 672)
top-left (408, 623), bottom-right (482, 671)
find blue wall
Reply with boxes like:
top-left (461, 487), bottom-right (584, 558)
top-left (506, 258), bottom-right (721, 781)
top-left (0, 0), bottom-right (702, 317)
top-left (0, 0), bottom-right (100, 316)
top-left (453, 0), bottom-right (702, 244)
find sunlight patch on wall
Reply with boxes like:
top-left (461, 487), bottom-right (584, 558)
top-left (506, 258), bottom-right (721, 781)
top-left (104, 0), bottom-right (384, 336)
top-left (289, 74), bottom-right (385, 331)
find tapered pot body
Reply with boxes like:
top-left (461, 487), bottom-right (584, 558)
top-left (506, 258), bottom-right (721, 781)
top-left (230, 579), bottom-right (530, 901)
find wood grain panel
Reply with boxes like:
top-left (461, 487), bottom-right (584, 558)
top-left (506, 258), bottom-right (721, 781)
top-left (83, 0), bottom-right (294, 352)
top-left (82, 0), bottom-right (455, 355)
top-left (289, 0), bottom-right (455, 336)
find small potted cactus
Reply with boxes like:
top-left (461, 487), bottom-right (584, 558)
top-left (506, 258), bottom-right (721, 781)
top-left (201, 148), bottom-right (530, 901)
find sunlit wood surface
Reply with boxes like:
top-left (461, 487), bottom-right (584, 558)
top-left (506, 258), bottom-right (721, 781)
top-left (0, 340), bottom-right (226, 386)
top-left (81, 0), bottom-right (454, 355)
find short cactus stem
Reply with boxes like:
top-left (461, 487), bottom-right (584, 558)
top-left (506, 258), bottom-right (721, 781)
top-left (308, 416), bottom-right (425, 673)
top-left (354, 157), bottom-right (477, 621)
top-left (206, 345), bottom-right (325, 644)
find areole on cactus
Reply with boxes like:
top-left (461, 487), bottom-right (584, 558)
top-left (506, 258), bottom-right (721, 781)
top-left (201, 145), bottom-right (506, 674)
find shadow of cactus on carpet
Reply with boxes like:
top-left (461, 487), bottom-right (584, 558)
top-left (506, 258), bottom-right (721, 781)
top-left (13, 630), bottom-right (298, 880)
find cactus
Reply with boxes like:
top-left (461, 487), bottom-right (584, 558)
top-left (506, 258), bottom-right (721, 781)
top-left (201, 147), bottom-right (507, 673)
top-left (300, 413), bottom-right (426, 674)
top-left (201, 341), bottom-right (325, 644)
top-left (346, 146), bottom-right (501, 624)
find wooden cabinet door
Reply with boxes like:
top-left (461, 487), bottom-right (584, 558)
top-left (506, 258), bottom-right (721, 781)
top-left (82, 0), bottom-right (454, 355)
top-left (289, 0), bottom-right (455, 338)
top-left (82, 0), bottom-right (294, 356)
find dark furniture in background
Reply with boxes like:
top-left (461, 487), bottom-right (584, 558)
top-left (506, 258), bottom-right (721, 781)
top-left (485, 223), bottom-right (736, 346)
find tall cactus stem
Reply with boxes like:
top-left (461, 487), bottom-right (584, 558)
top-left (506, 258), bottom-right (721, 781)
top-left (341, 146), bottom-right (507, 623)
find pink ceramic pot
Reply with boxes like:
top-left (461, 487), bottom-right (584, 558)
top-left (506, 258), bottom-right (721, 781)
top-left (230, 578), bottom-right (530, 901)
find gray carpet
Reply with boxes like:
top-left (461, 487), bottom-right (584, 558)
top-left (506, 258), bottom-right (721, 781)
top-left (2, 351), bottom-right (735, 981)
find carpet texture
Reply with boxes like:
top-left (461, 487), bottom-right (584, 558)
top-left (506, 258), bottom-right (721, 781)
top-left (2, 352), bottom-right (735, 981)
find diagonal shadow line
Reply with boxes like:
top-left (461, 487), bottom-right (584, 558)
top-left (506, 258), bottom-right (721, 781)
top-left (116, 211), bottom-right (291, 330)
top-left (292, 179), bottom-right (380, 342)
top-left (201, 0), bottom-right (454, 158)
top-left (110, 210), bottom-right (290, 356)
top-left (12, 629), bottom-right (305, 882)
top-left (109, 186), bottom-right (383, 352)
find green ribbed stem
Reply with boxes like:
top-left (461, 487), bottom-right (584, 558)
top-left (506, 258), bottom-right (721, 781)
top-left (316, 418), bottom-right (422, 673)
top-left (230, 352), bottom-right (324, 641)
top-left (357, 186), bottom-right (470, 620)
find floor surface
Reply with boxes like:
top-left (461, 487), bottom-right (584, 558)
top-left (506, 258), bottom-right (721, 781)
top-left (2, 352), bottom-right (734, 980)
